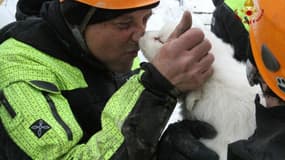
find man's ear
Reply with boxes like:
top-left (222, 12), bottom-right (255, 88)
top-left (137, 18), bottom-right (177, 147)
top-left (167, 11), bottom-right (192, 42)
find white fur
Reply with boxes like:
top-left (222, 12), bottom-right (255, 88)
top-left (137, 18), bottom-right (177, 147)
top-left (139, 21), bottom-right (260, 160)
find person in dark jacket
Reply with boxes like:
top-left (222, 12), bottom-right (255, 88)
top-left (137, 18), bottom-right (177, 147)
top-left (210, 0), bottom-right (253, 62)
top-left (0, 0), bottom-right (215, 159)
top-left (227, 0), bottom-right (285, 159)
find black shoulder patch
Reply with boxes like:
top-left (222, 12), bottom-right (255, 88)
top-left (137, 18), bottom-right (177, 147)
top-left (30, 119), bottom-right (51, 138)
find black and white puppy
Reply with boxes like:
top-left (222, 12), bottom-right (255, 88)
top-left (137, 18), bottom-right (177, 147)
top-left (139, 11), bottom-right (259, 160)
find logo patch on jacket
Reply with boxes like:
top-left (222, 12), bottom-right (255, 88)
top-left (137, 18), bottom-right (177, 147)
top-left (30, 119), bottom-right (51, 138)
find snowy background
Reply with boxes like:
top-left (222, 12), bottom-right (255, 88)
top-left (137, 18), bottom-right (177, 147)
top-left (0, 0), bottom-right (216, 28)
top-left (0, 0), bottom-right (17, 27)
top-left (148, 0), bottom-right (215, 30)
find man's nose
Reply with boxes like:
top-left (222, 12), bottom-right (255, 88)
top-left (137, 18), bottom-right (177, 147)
top-left (132, 24), bottom-right (146, 42)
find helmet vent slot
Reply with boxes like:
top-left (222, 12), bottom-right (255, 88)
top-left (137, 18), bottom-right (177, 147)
top-left (261, 44), bottom-right (280, 72)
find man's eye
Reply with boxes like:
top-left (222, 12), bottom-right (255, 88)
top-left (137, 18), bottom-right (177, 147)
top-left (116, 23), bottom-right (131, 29)
top-left (143, 15), bottom-right (151, 25)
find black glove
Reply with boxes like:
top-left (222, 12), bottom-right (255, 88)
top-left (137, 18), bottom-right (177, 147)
top-left (157, 120), bottom-right (219, 160)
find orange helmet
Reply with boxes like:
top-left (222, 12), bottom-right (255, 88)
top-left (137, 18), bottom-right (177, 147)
top-left (249, 0), bottom-right (285, 100)
top-left (67, 0), bottom-right (160, 10)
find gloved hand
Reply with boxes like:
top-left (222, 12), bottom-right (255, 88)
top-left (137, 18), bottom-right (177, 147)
top-left (157, 120), bottom-right (219, 160)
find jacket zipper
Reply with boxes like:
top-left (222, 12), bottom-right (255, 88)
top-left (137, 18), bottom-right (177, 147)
top-left (0, 91), bottom-right (17, 118)
top-left (43, 92), bottom-right (73, 141)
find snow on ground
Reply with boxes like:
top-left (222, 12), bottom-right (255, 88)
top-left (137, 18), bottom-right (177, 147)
top-left (146, 0), bottom-right (215, 31)
top-left (188, 0), bottom-right (215, 26)
top-left (0, 0), bottom-right (17, 28)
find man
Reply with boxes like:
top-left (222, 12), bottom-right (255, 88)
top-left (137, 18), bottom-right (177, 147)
top-left (0, 0), bottom-right (214, 159)
top-left (228, 0), bottom-right (285, 159)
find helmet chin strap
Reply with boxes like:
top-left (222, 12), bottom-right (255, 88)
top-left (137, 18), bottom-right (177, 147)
top-left (61, 6), bottom-right (96, 55)
top-left (246, 59), bottom-right (284, 104)
top-left (257, 76), bottom-right (285, 106)
top-left (79, 8), bottom-right (96, 33)
top-left (246, 59), bottom-right (262, 86)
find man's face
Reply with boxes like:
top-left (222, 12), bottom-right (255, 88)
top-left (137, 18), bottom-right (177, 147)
top-left (84, 9), bottom-right (152, 73)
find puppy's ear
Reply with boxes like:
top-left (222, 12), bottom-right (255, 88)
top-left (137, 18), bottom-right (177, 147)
top-left (139, 31), bottom-right (163, 61)
top-left (167, 11), bottom-right (192, 42)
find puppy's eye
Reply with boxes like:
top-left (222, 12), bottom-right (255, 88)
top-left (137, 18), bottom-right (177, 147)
top-left (154, 37), bottom-right (164, 44)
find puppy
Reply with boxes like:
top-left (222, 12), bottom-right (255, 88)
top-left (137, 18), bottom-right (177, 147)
top-left (139, 15), bottom-right (259, 160)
